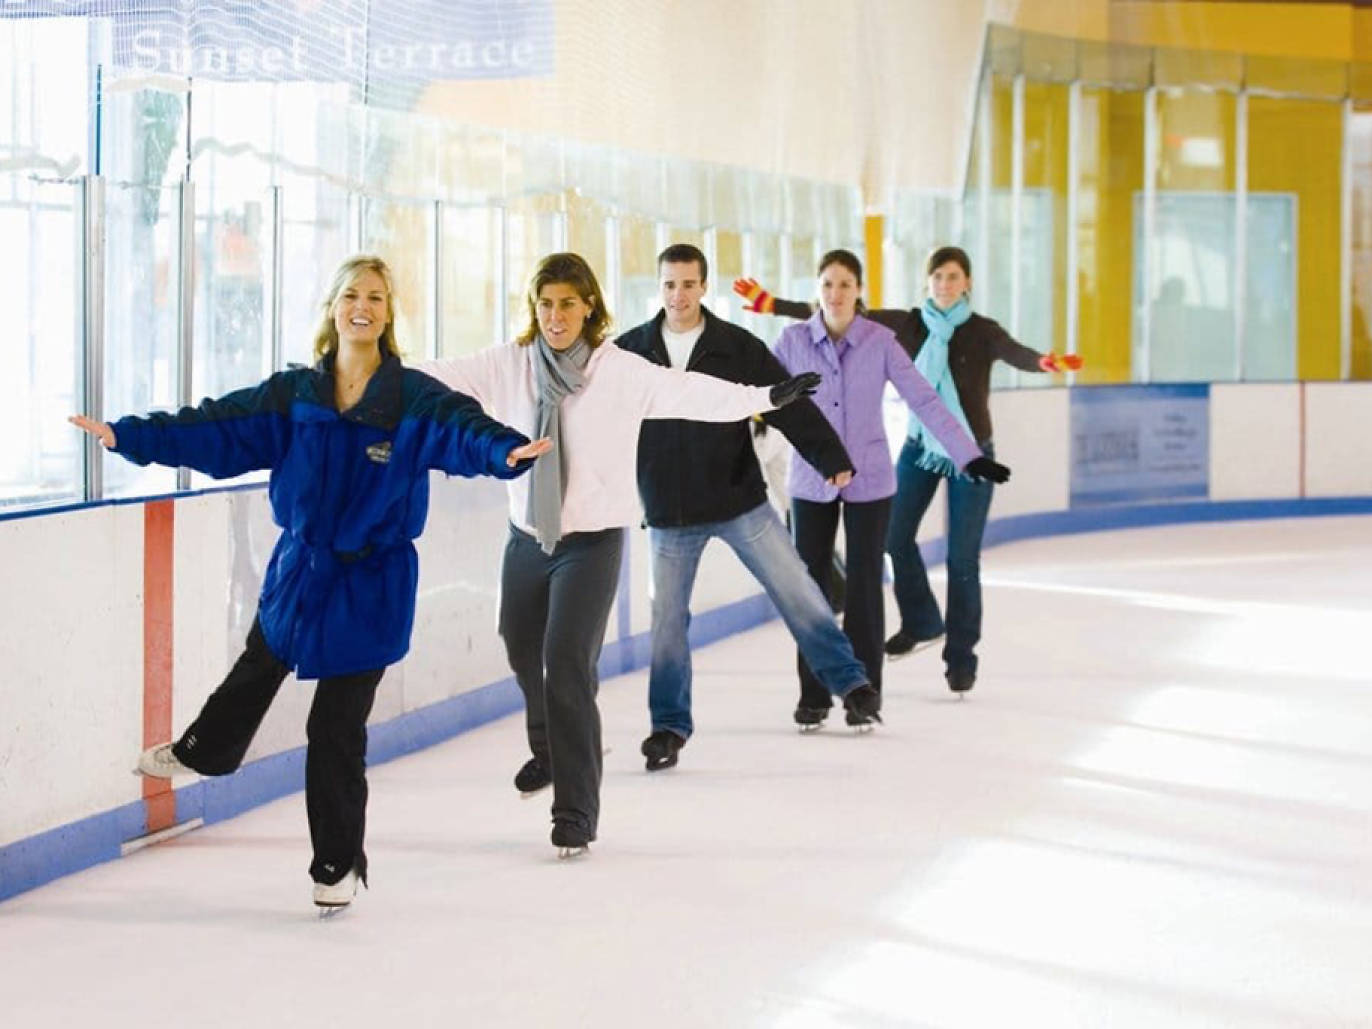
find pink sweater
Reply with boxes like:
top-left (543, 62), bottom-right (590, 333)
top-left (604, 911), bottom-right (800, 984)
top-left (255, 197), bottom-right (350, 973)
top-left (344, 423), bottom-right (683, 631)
top-left (420, 343), bottom-right (775, 535)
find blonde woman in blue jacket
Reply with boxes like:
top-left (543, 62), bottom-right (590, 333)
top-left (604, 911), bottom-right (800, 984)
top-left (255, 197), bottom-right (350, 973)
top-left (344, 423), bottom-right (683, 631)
top-left (71, 255), bottom-right (548, 912)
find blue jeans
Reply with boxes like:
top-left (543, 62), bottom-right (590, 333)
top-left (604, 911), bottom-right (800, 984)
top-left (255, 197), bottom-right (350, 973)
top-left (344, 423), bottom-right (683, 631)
top-left (648, 501), bottom-right (870, 738)
top-left (886, 438), bottom-right (995, 676)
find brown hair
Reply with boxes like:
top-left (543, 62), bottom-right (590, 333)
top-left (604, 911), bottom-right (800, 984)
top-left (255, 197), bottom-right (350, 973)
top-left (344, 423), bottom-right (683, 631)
top-left (311, 255), bottom-right (402, 361)
top-left (658, 242), bottom-right (708, 283)
top-left (515, 252), bottom-right (613, 348)
top-left (817, 248), bottom-right (863, 286)
top-left (926, 245), bottom-right (972, 279)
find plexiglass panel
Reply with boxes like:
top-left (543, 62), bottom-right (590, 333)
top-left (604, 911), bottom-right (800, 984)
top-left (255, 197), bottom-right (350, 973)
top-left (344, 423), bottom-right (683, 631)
top-left (440, 204), bottom-right (503, 357)
top-left (0, 177), bottom-right (82, 509)
top-left (102, 182), bottom-right (181, 498)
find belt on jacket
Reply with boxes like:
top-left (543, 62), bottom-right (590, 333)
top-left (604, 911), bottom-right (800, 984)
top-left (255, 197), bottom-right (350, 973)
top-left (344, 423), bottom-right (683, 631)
top-left (335, 544), bottom-right (374, 564)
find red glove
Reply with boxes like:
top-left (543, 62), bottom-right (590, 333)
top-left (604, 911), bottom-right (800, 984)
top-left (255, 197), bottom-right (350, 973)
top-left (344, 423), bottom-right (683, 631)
top-left (732, 277), bottom-right (775, 314)
top-left (1038, 352), bottom-right (1084, 373)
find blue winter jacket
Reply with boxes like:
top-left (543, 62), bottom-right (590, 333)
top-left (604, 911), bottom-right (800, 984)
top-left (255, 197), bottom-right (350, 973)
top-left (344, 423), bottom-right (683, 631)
top-left (111, 352), bottom-right (532, 679)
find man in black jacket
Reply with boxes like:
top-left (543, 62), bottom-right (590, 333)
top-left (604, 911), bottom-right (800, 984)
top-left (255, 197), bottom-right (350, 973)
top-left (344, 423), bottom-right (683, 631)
top-left (618, 244), bottom-right (880, 770)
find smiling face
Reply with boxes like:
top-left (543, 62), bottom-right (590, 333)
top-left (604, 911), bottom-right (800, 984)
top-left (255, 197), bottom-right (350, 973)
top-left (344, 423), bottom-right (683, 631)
top-left (331, 268), bottom-right (390, 349)
top-left (659, 259), bottom-right (707, 333)
top-left (535, 281), bottom-right (594, 350)
top-left (818, 262), bottom-right (861, 325)
top-left (928, 260), bottom-right (971, 310)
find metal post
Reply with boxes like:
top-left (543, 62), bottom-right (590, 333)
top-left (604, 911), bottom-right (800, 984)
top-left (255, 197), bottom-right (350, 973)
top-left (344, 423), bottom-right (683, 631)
top-left (977, 74), bottom-right (991, 287)
top-left (176, 179), bottom-right (196, 491)
top-left (778, 232), bottom-right (793, 300)
top-left (1141, 85), bottom-right (1158, 383)
top-left (605, 211), bottom-right (621, 323)
top-left (269, 184), bottom-right (284, 371)
top-left (497, 204), bottom-right (509, 344)
top-left (1341, 96), bottom-right (1354, 380)
top-left (1235, 87), bottom-right (1248, 381)
top-left (429, 199), bottom-right (441, 359)
top-left (81, 174), bottom-right (106, 502)
top-left (1010, 73), bottom-right (1025, 385)
top-left (1066, 80), bottom-right (1081, 374)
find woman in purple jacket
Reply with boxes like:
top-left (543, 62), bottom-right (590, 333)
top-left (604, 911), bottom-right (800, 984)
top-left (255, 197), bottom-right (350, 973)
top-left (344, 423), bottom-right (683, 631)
top-left (771, 250), bottom-right (1009, 728)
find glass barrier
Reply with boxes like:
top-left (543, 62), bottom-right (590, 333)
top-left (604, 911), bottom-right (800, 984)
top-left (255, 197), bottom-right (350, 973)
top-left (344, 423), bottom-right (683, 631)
top-left (0, 176), bottom-right (83, 510)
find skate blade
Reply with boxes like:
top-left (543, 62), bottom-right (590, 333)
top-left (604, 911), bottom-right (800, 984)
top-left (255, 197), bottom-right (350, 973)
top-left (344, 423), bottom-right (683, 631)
top-left (887, 638), bottom-right (942, 662)
top-left (850, 723), bottom-right (875, 734)
top-left (796, 723), bottom-right (824, 734)
top-left (556, 845), bottom-right (590, 860)
top-left (519, 784), bottom-right (551, 800)
top-left (315, 902), bottom-right (351, 919)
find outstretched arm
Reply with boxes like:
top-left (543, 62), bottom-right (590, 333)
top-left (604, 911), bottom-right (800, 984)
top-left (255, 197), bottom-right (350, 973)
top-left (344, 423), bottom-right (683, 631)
top-left (72, 375), bottom-right (293, 478)
top-left (884, 341), bottom-right (983, 472)
top-left (406, 382), bottom-right (545, 480)
top-left (732, 278), bottom-right (813, 320)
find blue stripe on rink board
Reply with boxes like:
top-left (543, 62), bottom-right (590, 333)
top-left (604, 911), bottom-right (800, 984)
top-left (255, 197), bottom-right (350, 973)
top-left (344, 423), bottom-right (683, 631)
top-left (5, 494), bottom-right (1372, 902)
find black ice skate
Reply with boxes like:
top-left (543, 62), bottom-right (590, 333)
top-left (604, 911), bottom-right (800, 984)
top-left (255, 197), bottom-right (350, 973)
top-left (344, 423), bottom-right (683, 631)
top-left (883, 629), bottom-right (943, 661)
top-left (640, 729), bottom-right (685, 771)
top-left (842, 684), bottom-right (883, 732)
top-left (793, 705), bottom-right (830, 733)
top-left (946, 667), bottom-right (976, 697)
top-left (551, 820), bottom-right (594, 859)
top-left (514, 756), bottom-right (552, 798)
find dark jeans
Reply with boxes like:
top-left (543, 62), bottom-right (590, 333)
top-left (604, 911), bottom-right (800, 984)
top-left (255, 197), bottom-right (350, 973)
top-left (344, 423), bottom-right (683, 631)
top-left (171, 619), bottom-right (383, 885)
top-left (499, 524), bottom-right (624, 838)
top-left (886, 437), bottom-right (995, 676)
top-left (790, 495), bottom-right (892, 709)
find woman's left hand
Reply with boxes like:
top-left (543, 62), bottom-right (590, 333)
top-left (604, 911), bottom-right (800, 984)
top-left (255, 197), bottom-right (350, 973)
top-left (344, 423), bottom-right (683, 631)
top-left (827, 470), bottom-right (854, 488)
top-left (508, 437), bottom-right (553, 466)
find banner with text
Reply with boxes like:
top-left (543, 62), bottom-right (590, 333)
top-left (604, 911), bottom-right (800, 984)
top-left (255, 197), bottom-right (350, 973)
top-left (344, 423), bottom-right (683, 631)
top-left (1070, 384), bottom-right (1210, 507)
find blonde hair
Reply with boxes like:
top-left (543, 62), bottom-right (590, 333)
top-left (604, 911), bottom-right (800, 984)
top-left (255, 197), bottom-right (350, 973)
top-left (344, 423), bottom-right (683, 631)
top-left (311, 255), bottom-right (403, 361)
top-left (515, 252), bottom-right (612, 348)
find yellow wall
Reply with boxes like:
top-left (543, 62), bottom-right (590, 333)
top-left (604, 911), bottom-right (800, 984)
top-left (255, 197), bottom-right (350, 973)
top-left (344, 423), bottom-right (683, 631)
top-left (1110, 2), bottom-right (1353, 61)
top-left (1076, 88), bottom-right (1143, 383)
top-left (988, 0), bottom-right (1109, 41)
top-left (1248, 97), bottom-right (1345, 380)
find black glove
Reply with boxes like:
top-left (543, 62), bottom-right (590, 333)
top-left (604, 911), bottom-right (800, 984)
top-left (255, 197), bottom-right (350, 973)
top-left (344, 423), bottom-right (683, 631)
top-left (769, 371), bottom-right (821, 408)
top-left (965, 456), bottom-right (1011, 484)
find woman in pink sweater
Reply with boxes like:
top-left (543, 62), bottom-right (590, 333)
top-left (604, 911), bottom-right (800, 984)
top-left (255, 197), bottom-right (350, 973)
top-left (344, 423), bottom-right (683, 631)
top-left (422, 252), bottom-right (818, 857)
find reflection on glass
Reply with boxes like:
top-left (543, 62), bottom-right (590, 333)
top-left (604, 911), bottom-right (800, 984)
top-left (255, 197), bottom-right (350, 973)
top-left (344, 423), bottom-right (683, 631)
top-left (566, 191), bottom-right (609, 285)
top-left (364, 198), bottom-right (432, 358)
top-left (745, 233), bottom-right (783, 344)
top-left (0, 177), bottom-right (81, 509)
top-left (280, 177), bottom-right (350, 368)
top-left (1131, 193), bottom-right (1295, 383)
top-left (505, 196), bottom-right (563, 340)
top-left (712, 229), bottom-right (745, 324)
top-left (618, 214), bottom-right (659, 331)
top-left (440, 205), bottom-right (502, 357)
top-left (103, 183), bottom-right (180, 498)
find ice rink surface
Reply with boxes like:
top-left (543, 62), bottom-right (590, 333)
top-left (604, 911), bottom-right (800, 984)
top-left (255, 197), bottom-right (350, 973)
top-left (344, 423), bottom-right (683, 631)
top-left (3, 516), bottom-right (1370, 1028)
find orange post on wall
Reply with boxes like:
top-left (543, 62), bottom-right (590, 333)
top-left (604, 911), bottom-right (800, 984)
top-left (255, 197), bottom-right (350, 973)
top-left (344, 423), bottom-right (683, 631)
top-left (864, 215), bottom-right (884, 308)
top-left (142, 499), bottom-right (176, 833)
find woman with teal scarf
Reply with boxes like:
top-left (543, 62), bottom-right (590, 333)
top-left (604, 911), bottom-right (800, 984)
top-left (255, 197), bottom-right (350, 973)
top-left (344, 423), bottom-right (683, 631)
top-left (736, 246), bottom-right (1080, 693)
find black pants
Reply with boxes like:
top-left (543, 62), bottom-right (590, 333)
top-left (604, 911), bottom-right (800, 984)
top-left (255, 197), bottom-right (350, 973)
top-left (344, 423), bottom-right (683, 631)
top-left (499, 524), bottom-right (624, 838)
top-left (791, 496), bottom-right (892, 708)
top-left (170, 619), bottom-right (383, 885)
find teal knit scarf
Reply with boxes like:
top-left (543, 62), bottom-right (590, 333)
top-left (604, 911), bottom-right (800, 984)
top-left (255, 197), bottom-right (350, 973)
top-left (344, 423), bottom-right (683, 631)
top-left (908, 296), bottom-right (974, 477)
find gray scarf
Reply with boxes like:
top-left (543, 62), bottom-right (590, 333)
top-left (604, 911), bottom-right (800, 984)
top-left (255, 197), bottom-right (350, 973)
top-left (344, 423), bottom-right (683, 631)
top-left (528, 335), bottom-right (591, 553)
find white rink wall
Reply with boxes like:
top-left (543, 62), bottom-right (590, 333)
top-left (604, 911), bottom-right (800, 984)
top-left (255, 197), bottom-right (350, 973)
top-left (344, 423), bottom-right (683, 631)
top-left (2, 381), bottom-right (1371, 896)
